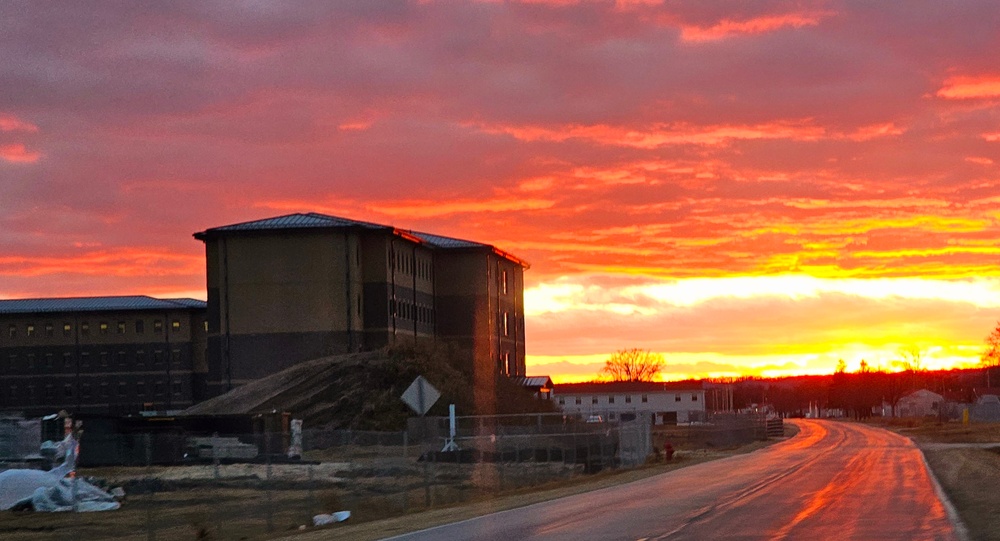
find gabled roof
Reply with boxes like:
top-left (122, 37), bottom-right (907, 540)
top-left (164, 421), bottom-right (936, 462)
top-left (195, 212), bottom-right (529, 267)
top-left (554, 381), bottom-right (705, 394)
top-left (0, 296), bottom-right (206, 315)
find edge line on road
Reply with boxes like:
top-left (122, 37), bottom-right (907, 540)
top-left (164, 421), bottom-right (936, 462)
top-left (920, 450), bottom-right (971, 541)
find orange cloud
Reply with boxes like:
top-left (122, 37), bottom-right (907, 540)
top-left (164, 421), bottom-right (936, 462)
top-left (473, 120), bottom-right (901, 148)
top-left (0, 249), bottom-right (203, 278)
top-left (936, 75), bottom-right (1000, 99)
top-left (679, 12), bottom-right (832, 42)
top-left (0, 144), bottom-right (41, 163)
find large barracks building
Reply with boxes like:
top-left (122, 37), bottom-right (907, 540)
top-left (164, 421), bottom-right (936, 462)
top-left (0, 212), bottom-right (528, 415)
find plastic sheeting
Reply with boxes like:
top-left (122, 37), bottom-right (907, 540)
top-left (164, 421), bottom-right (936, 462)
top-left (0, 434), bottom-right (120, 512)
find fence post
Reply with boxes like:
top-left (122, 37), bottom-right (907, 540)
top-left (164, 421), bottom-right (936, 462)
top-left (423, 455), bottom-right (431, 508)
top-left (144, 433), bottom-right (156, 541)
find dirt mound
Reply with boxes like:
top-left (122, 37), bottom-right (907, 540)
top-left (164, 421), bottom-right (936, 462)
top-left (182, 351), bottom-right (397, 427)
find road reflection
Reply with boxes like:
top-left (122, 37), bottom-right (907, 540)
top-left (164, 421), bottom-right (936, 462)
top-left (385, 420), bottom-right (959, 541)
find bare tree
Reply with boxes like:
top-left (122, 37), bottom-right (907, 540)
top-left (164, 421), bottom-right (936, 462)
top-left (600, 348), bottom-right (665, 382)
top-left (895, 345), bottom-right (925, 372)
top-left (982, 321), bottom-right (1000, 367)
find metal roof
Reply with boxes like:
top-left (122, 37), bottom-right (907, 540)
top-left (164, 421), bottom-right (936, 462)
top-left (194, 212), bottom-right (388, 237)
top-left (406, 230), bottom-right (486, 249)
top-left (513, 376), bottom-right (554, 389)
top-left (195, 212), bottom-right (528, 267)
top-left (0, 296), bottom-right (207, 315)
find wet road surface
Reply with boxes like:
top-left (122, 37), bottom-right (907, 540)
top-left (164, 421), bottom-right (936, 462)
top-left (383, 420), bottom-right (959, 541)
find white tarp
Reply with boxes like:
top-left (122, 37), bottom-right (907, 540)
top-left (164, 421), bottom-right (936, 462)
top-left (0, 433), bottom-right (120, 512)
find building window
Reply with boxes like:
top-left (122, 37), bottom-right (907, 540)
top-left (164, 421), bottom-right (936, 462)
top-left (609, 396), bottom-right (615, 404)
top-left (503, 312), bottom-right (510, 336)
top-left (136, 382), bottom-right (145, 396)
top-left (82, 384), bottom-right (91, 399)
top-left (63, 353), bottom-right (73, 368)
top-left (117, 351), bottom-right (127, 366)
top-left (117, 382), bottom-right (127, 396)
top-left (81, 322), bottom-right (89, 336)
top-left (154, 381), bottom-right (165, 396)
top-left (171, 348), bottom-right (181, 364)
top-left (64, 384), bottom-right (73, 398)
top-left (501, 270), bottom-right (508, 294)
top-left (153, 350), bottom-right (163, 364)
top-left (575, 397), bottom-right (582, 405)
top-left (692, 394), bottom-right (698, 402)
top-left (117, 321), bottom-right (126, 334)
top-left (675, 394), bottom-right (681, 402)
top-left (7, 324), bottom-right (15, 339)
top-left (625, 395), bottom-right (632, 404)
top-left (45, 353), bottom-right (53, 369)
top-left (45, 385), bottom-right (54, 400)
top-left (592, 397), bottom-right (598, 404)
top-left (558, 397), bottom-right (565, 405)
top-left (26, 324), bottom-right (35, 337)
top-left (171, 320), bottom-right (181, 332)
top-left (63, 323), bottom-right (72, 336)
top-left (99, 322), bottom-right (109, 335)
top-left (100, 351), bottom-right (109, 366)
top-left (135, 319), bottom-right (144, 333)
top-left (100, 383), bottom-right (109, 398)
top-left (172, 382), bottom-right (182, 396)
top-left (8, 354), bottom-right (16, 371)
top-left (136, 351), bottom-right (146, 366)
top-left (9, 386), bottom-right (17, 400)
top-left (26, 354), bottom-right (35, 369)
top-left (80, 352), bottom-right (90, 367)
top-left (45, 323), bottom-right (54, 337)
top-left (153, 320), bottom-right (163, 333)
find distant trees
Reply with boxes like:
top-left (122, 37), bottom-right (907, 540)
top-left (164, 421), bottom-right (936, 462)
top-left (601, 348), bottom-right (665, 382)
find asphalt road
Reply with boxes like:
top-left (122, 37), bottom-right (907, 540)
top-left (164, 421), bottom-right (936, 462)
top-left (382, 420), bottom-right (960, 541)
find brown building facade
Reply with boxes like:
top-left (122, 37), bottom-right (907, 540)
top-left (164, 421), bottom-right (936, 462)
top-left (0, 296), bottom-right (207, 416)
top-left (194, 213), bottom-right (528, 395)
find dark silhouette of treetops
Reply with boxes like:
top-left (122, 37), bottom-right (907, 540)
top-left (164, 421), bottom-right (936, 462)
top-left (601, 348), bottom-right (665, 382)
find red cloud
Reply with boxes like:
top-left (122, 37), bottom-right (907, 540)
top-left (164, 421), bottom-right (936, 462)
top-left (0, 114), bottom-right (39, 132)
top-left (678, 12), bottom-right (833, 42)
top-left (0, 144), bottom-right (41, 163)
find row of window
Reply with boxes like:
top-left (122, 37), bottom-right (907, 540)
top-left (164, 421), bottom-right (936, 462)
top-left (389, 299), bottom-right (434, 324)
top-left (558, 394), bottom-right (701, 406)
top-left (5, 380), bottom-right (184, 402)
top-left (391, 251), bottom-right (432, 281)
top-left (5, 319), bottom-right (182, 341)
top-left (6, 349), bottom-right (184, 372)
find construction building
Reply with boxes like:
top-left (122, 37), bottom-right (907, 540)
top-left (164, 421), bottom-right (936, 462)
top-left (194, 212), bottom-right (528, 396)
top-left (0, 296), bottom-right (207, 416)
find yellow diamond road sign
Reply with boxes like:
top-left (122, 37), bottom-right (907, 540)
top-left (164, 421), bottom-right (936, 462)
top-left (401, 376), bottom-right (440, 415)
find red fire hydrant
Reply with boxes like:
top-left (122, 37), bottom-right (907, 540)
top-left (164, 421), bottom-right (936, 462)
top-left (664, 442), bottom-right (674, 461)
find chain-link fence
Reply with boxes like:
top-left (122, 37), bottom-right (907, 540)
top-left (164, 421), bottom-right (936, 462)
top-left (0, 412), bottom-right (774, 540)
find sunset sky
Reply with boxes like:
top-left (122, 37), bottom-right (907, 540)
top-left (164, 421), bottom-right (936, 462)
top-left (4, 2), bottom-right (1000, 382)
